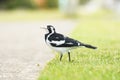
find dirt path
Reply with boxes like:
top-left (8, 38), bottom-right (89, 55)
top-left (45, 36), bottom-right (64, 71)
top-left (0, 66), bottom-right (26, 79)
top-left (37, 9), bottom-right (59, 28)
top-left (0, 20), bottom-right (77, 80)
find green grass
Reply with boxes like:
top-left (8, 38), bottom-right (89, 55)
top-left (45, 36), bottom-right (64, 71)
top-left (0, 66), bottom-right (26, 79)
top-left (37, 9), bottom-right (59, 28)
top-left (38, 14), bottom-right (120, 80)
top-left (0, 9), bottom-right (62, 21)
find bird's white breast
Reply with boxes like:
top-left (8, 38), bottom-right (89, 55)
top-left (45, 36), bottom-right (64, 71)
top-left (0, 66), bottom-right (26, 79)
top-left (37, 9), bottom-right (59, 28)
top-left (46, 40), bottom-right (68, 53)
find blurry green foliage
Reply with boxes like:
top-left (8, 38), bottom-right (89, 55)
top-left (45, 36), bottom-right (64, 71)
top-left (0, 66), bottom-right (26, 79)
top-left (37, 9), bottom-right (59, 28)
top-left (9, 0), bottom-right (36, 9)
top-left (0, 0), bottom-right (58, 9)
top-left (79, 0), bottom-right (90, 5)
top-left (0, 0), bottom-right (37, 9)
top-left (46, 0), bottom-right (58, 8)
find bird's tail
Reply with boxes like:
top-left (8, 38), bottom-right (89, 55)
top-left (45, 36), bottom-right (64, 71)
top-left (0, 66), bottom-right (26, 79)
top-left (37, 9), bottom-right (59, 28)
top-left (81, 43), bottom-right (97, 49)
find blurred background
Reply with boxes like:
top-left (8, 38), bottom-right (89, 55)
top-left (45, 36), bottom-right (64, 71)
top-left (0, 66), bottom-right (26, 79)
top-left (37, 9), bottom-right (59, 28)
top-left (0, 0), bottom-right (120, 20)
top-left (0, 0), bottom-right (120, 80)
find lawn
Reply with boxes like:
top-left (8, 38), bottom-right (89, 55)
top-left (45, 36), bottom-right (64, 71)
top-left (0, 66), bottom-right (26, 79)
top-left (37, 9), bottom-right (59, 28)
top-left (38, 14), bottom-right (120, 80)
top-left (0, 9), bottom-right (62, 21)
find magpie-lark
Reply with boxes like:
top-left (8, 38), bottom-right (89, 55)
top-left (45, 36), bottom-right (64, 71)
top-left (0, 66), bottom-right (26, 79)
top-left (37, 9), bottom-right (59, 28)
top-left (41, 25), bottom-right (97, 62)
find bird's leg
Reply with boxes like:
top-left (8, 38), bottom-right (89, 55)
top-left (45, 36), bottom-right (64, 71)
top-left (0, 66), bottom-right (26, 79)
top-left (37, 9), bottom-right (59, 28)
top-left (68, 51), bottom-right (71, 62)
top-left (60, 53), bottom-right (63, 61)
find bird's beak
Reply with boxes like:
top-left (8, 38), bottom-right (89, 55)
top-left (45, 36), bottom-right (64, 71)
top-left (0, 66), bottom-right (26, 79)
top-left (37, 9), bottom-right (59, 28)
top-left (40, 27), bottom-right (47, 30)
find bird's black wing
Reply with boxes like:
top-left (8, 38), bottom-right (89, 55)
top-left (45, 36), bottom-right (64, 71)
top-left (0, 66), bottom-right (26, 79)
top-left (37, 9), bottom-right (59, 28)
top-left (46, 33), bottom-right (97, 49)
top-left (48, 33), bottom-right (65, 41)
top-left (55, 37), bottom-right (81, 47)
top-left (46, 33), bottom-right (66, 47)
top-left (50, 35), bottom-right (81, 47)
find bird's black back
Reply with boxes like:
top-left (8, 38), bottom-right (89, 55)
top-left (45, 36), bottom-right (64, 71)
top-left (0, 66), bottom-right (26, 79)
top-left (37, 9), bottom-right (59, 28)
top-left (45, 32), bottom-right (81, 47)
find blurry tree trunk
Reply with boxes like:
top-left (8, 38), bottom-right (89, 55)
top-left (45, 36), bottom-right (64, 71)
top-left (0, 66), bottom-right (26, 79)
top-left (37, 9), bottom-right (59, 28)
top-left (59, 0), bottom-right (79, 16)
top-left (114, 0), bottom-right (120, 14)
top-left (0, 0), bottom-right (9, 9)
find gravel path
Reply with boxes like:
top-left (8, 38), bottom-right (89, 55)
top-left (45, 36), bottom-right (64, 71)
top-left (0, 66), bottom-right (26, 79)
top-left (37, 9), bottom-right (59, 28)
top-left (0, 20), bottom-right (77, 80)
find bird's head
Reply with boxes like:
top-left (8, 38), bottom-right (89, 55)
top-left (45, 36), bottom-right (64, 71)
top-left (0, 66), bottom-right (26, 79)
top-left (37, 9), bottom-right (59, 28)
top-left (47, 25), bottom-right (56, 33)
top-left (40, 25), bottom-right (56, 33)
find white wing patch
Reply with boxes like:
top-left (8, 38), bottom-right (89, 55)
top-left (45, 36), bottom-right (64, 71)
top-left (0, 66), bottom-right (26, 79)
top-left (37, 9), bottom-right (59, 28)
top-left (78, 42), bottom-right (80, 46)
top-left (50, 40), bottom-right (65, 46)
top-left (66, 42), bottom-right (73, 45)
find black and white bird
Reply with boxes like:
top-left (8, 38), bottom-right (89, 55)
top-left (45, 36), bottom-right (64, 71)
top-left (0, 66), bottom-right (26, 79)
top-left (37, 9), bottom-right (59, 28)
top-left (41, 25), bottom-right (97, 61)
